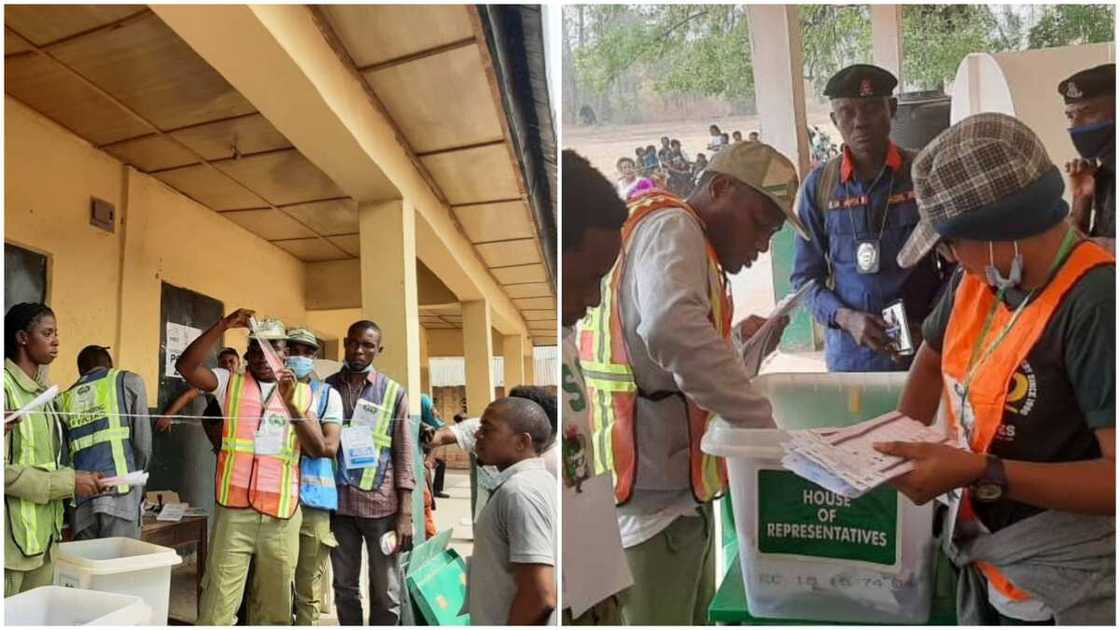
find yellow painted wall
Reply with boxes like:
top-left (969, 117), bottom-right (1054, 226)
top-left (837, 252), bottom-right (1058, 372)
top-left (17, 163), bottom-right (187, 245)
top-left (6, 98), bottom-right (126, 389)
top-left (6, 98), bottom-right (308, 403)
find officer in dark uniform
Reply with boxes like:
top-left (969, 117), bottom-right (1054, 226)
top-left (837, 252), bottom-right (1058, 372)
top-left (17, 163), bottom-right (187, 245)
top-left (791, 64), bottom-right (948, 372)
top-left (1059, 63), bottom-right (1114, 251)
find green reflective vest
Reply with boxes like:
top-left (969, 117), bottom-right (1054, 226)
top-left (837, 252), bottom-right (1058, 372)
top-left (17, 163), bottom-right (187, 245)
top-left (4, 364), bottom-right (65, 558)
top-left (59, 369), bottom-right (135, 495)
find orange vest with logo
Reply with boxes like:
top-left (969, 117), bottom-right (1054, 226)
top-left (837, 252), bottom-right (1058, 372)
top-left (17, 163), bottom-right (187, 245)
top-left (579, 191), bottom-right (732, 504)
top-left (215, 373), bottom-right (312, 519)
top-left (941, 240), bottom-right (1113, 600)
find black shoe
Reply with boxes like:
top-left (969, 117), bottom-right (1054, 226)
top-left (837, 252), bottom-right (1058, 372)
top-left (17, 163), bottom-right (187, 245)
top-left (435, 492), bottom-right (451, 498)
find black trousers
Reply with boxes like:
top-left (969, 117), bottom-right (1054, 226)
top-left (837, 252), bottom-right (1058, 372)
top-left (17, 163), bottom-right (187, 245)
top-left (432, 458), bottom-right (447, 495)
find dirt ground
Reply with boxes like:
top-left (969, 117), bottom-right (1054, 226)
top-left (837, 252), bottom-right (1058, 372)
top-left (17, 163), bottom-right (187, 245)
top-left (564, 108), bottom-right (841, 322)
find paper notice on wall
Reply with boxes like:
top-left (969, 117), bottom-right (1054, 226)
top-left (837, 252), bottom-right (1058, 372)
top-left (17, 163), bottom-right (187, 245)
top-left (165, 322), bottom-right (203, 379)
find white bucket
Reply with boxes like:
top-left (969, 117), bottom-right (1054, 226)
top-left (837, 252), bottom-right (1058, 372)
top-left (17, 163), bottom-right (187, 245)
top-left (5, 585), bottom-right (150, 625)
top-left (54, 537), bottom-right (183, 625)
top-left (702, 372), bottom-right (936, 624)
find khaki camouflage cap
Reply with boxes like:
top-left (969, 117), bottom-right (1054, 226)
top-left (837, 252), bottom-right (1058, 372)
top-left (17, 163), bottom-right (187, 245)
top-left (705, 141), bottom-right (809, 240)
top-left (286, 328), bottom-right (320, 350)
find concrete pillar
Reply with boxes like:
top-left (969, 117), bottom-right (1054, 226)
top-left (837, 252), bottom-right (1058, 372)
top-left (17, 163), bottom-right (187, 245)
top-left (462, 300), bottom-right (494, 416)
top-left (502, 334), bottom-right (527, 393)
top-left (747, 5), bottom-right (818, 351)
top-left (871, 5), bottom-right (904, 86)
top-left (747, 5), bottom-right (810, 176)
top-left (419, 325), bottom-right (431, 396)
top-left (358, 199), bottom-right (421, 417)
top-left (522, 351), bottom-right (535, 387)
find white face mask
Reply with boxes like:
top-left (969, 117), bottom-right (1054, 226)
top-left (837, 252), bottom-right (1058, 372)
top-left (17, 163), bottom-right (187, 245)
top-left (985, 241), bottom-right (1023, 290)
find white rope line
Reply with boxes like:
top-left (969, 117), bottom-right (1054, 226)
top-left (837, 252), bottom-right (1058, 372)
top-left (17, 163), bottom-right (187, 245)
top-left (8, 410), bottom-right (417, 423)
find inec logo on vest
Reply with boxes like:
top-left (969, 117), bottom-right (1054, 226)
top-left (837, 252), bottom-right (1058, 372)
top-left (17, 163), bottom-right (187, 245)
top-left (69, 383), bottom-right (103, 427)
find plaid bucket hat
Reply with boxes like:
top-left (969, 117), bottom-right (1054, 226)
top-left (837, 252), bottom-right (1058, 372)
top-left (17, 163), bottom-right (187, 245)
top-left (897, 112), bottom-right (1067, 268)
top-left (706, 141), bottom-right (809, 240)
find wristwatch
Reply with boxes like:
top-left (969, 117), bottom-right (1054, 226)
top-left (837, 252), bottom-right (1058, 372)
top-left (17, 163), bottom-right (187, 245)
top-left (971, 454), bottom-right (1008, 502)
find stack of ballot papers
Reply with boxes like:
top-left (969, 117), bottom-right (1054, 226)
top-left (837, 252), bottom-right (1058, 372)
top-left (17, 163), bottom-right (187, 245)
top-left (736, 280), bottom-right (816, 378)
top-left (781, 411), bottom-right (953, 498)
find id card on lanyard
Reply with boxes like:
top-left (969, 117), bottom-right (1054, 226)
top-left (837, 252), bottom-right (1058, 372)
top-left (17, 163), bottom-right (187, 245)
top-left (255, 385), bottom-right (287, 456)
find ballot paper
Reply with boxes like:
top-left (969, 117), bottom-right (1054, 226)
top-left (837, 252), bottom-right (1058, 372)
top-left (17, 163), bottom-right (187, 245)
top-left (248, 317), bottom-right (286, 375)
top-left (158, 503), bottom-right (188, 522)
top-left (780, 411), bottom-right (953, 498)
top-left (100, 471), bottom-right (150, 489)
top-left (736, 280), bottom-right (817, 377)
top-left (5, 385), bottom-right (59, 425)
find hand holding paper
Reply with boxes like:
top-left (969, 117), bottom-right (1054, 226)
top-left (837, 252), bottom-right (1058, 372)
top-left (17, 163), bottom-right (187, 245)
top-left (780, 411), bottom-right (952, 498)
top-left (99, 470), bottom-right (150, 489)
top-left (736, 280), bottom-right (816, 377)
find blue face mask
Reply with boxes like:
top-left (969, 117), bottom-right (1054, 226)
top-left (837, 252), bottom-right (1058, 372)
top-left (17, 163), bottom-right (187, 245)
top-left (1069, 120), bottom-right (1115, 160)
top-left (985, 241), bottom-right (1023, 291)
top-left (286, 355), bottom-right (315, 379)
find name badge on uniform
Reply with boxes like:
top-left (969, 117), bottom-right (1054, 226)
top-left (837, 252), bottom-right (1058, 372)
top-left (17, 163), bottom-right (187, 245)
top-left (341, 426), bottom-right (377, 469)
top-left (255, 412), bottom-right (288, 456)
top-left (856, 239), bottom-right (880, 274)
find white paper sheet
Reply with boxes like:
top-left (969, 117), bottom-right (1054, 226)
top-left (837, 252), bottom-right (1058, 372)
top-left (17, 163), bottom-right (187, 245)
top-left (5, 385), bottom-right (59, 424)
top-left (165, 323), bottom-right (203, 379)
top-left (736, 280), bottom-right (816, 377)
top-left (780, 411), bottom-right (953, 498)
top-left (562, 473), bottom-right (633, 618)
top-left (100, 470), bottom-right (149, 488)
top-left (157, 503), bottom-right (188, 522)
top-left (341, 426), bottom-right (378, 469)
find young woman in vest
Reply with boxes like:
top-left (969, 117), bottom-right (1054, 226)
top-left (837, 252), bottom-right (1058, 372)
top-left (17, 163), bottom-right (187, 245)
top-left (876, 114), bottom-right (1114, 624)
top-left (175, 308), bottom-right (328, 624)
top-left (4, 303), bottom-right (103, 596)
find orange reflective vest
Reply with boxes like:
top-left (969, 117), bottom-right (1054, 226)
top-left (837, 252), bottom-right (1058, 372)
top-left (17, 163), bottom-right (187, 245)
top-left (579, 191), bottom-right (731, 504)
top-left (941, 239), bottom-right (1113, 601)
top-left (215, 373), bottom-right (312, 519)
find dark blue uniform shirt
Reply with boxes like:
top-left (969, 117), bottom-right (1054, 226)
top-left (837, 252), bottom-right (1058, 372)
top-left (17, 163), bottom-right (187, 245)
top-left (791, 143), bottom-right (946, 372)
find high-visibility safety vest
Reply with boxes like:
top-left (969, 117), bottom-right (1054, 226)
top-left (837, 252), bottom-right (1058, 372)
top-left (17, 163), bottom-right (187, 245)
top-left (3, 365), bottom-right (65, 558)
top-left (941, 239), bottom-right (1113, 602)
top-left (216, 373), bottom-right (312, 519)
top-left (299, 380), bottom-right (338, 511)
top-left (579, 191), bottom-right (732, 505)
top-left (325, 370), bottom-right (400, 492)
top-left (59, 369), bottom-right (136, 496)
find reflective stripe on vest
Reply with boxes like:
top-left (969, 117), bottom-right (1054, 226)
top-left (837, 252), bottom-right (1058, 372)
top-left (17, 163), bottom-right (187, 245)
top-left (4, 366), bottom-right (64, 558)
top-left (215, 373), bottom-right (311, 518)
top-left (59, 369), bottom-right (134, 494)
top-left (579, 191), bottom-right (731, 505)
top-left (941, 240), bottom-right (1113, 601)
top-left (355, 381), bottom-right (398, 491)
top-left (300, 380), bottom-right (339, 511)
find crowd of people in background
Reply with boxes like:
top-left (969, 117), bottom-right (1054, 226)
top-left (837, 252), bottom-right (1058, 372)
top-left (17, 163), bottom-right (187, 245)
top-left (614, 122), bottom-right (844, 202)
top-left (614, 126), bottom-right (760, 201)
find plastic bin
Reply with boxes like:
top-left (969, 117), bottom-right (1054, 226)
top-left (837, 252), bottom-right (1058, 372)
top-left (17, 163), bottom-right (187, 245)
top-left (702, 372), bottom-right (936, 624)
top-left (54, 537), bottom-right (183, 625)
top-left (6, 585), bottom-right (150, 625)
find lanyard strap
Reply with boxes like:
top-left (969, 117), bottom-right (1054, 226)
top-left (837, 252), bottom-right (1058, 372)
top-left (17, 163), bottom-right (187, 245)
top-left (962, 229), bottom-right (1080, 392)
